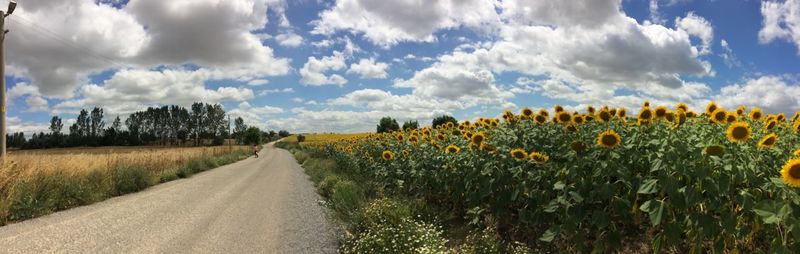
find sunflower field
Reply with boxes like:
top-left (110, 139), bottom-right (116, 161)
top-left (303, 101), bottom-right (800, 253)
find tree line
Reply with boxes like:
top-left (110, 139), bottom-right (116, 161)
top-left (376, 115), bottom-right (457, 133)
top-left (7, 102), bottom-right (291, 150)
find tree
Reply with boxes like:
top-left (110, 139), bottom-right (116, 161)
top-left (297, 134), bottom-right (306, 142)
top-left (377, 117), bottom-right (400, 133)
top-left (242, 127), bottom-right (262, 145)
top-left (278, 130), bottom-right (290, 137)
top-left (402, 120), bottom-right (419, 130)
top-left (90, 107), bottom-right (105, 139)
top-left (233, 117), bottom-right (247, 144)
top-left (49, 116), bottom-right (63, 147)
top-left (432, 115), bottom-right (458, 128)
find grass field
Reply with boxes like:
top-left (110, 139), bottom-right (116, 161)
top-left (0, 145), bottom-right (252, 225)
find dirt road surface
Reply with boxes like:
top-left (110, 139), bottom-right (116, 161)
top-left (0, 143), bottom-right (337, 253)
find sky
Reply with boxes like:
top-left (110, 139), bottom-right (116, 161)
top-left (3, 0), bottom-right (800, 134)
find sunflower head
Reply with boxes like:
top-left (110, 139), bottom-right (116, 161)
top-left (538, 109), bottom-right (549, 118)
top-left (565, 124), bottom-right (578, 133)
top-left (750, 108), bottom-right (763, 121)
top-left (686, 111), bottom-right (697, 118)
top-left (597, 129), bottom-right (621, 149)
top-left (664, 111), bottom-right (675, 123)
top-left (572, 114), bottom-right (585, 124)
top-left (382, 150), bottom-right (394, 161)
top-left (711, 109), bottom-right (728, 123)
top-left (556, 111), bottom-right (572, 124)
top-left (510, 148), bottom-right (528, 160)
top-left (706, 101), bottom-right (719, 115)
top-left (643, 101), bottom-right (651, 108)
top-left (521, 107), bottom-right (534, 117)
top-left (676, 102), bottom-right (689, 112)
top-left (445, 144), bottom-right (460, 154)
top-left (780, 159), bottom-right (800, 188)
top-left (778, 113), bottom-right (786, 122)
top-left (638, 108), bottom-right (653, 121)
top-left (534, 114), bottom-right (547, 124)
top-left (554, 105), bottom-right (564, 112)
top-left (437, 133), bottom-right (447, 141)
top-left (617, 108), bottom-right (627, 118)
top-left (726, 113), bottom-right (737, 123)
top-left (703, 145), bottom-right (725, 157)
top-left (736, 106), bottom-right (746, 116)
top-left (584, 115), bottom-right (595, 122)
top-left (471, 131), bottom-right (486, 145)
top-left (529, 152), bottom-right (549, 164)
top-left (396, 133), bottom-right (405, 141)
top-left (758, 133), bottom-right (778, 149)
top-left (598, 110), bottom-right (612, 122)
top-left (409, 135), bottom-right (419, 143)
top-left (765, 120), bottom-right (778, 131)
top-left (793, 148), bottom-right (800, 157)
top-left (446, 122), bottom-right (455, 129)
top-left (587, 106), bottom-right (596, 114)
top-left (654, 106), bottom-right (668, 119)
top-left (726, 122), bottom-right (752, 143)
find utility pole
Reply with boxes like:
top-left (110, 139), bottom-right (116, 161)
top-left (227, 115), bottom-right (231, 152)
top-left (0, 1), bottom-right (17, 164)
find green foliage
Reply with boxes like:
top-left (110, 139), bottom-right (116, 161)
top-left (432, 115), bottom-right (458, 128)
top-left (112, 166), bottom-right (154, 195)
top-left (242, 126), bottom-right (263, 145)
top-left (7, 170), bottom-right (111, 221)
top-left (402, 120), bottom-right (419, 130)
top-left (377, 117), bottom-right (400, 133)
top-left (297, 134), bottom-right (306, 142)
top-left (330, 180), bottom-right (365, 216)
top-left (318, 175), bottom-right (343, 198)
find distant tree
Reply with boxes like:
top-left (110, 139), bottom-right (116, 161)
top-left (90, 107), bottom-right (105, 142)
top-left (278, 130), bottom-right (290, 137)
top-left (402, 120), bottom-right (419, 130)
top-left (377, 117), bottom-right (400, 133)
top-left (49, 116), bottom-right (63, 147)
top-left (297, 134), bottom-right (306, 143)
top-left (233, 117), bottom-right (247, 144)
top-left (243, 127), bottom-right (262, 145)
top-left (432, 115), bottom-right (458, 128)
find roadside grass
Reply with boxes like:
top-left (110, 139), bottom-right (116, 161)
top-left (0, 146), bottom-right (252, 225)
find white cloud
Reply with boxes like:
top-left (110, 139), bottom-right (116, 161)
top-left (7, 117), bottom-right (50, 136)
top-left (257, 87), bottom-right (294, 96)
top-left (247, 79), bottom-right (270, 86)
top-left (299, 51), bottom-right (348, 86)
top-left (228, 102), bottom-right (284, 129)
top-left (759, 0), bottom-right (800, 54)
top-left (715, 76), bottom-right (800, 114)
top-left (275, 31), bottom-right (304, 47)
top-left (719, 39), bottom-right (742, 68)
top-left (675, 12), bottom-right (714, 55)
top-left (25, 96), bottom-right (50, 113)
top-left (311, 0), bottom-right (500, 47)
top-left (347, 58), bottom-right (389, 79)
top-left (53, 68), bottom-right (255, 115)
top-left (7, 0), bottom-right (291, 101)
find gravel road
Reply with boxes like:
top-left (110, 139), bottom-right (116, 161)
top-left (0, 143), bottom-right (338, 253)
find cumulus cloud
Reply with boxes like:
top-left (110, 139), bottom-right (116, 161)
top-left (311, 0), bottom-right (500, 47)
top-left (299, 51), bottom-right (348, 86)
top-left (7, 0), bottom-right (291, 101)
top-left (275, 32), bottom-right (304, 47)
top-left (715, 76), bottom-right (800, 114)
top-left (228, 102), bottom-right (284, 129)
top-left (759, 0), bottom-right (800, 54)
top-left (676, 12), bottom-right (714, 55)
top-left (347, 58), bottom-right (389, 79)
top-left (7, 117), bottom-right (50, 136)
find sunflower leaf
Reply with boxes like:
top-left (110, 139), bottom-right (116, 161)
top-left (638, 179), bottom-right (659, 194)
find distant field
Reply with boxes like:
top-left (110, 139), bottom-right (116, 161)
top-left (284, 133), bottom-right (370, 143)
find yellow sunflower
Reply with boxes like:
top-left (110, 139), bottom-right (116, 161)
top-left (471, 131), bottom-right (486, 145)
top-left (750, 108), bottom-right (763, 121)
top-left (711, 109), bottom-right (728, 123)
top-left (793, 148), bottom-right (800, 157)
top-left (480, 143), bottom-right (497, 152)
top-left (570, 141), bottom-right (588, 153)
top-left (437, 133), bottom-right (447, 141)
top-left (538, 109), bottom-right (549, 118)
top-left (572, 114), bottom-right (585, 124)
top-left (396, 133), bottom-right (405, 141)
top-left (510, 148), bottom-right (528, 160)
top-left (598, 110), bottom-right (612, 122)
top-left (643, 101), bottom-right (651, 108)
top-left (565, 124), bottom-right (578, 133)
top-left (726, 122), bottom-right (751, 143)
top-left (445, 144), bottom-right (460, 154)
top-left (780, 159), bottom-right (800, 188)
top-left (521, 107), bottom-right (534, 118)
top-left (597, 129), bottom-right (622, 149)
top-left (382, 150), bottom-right (394, 161)
top-left (638, 108), bottom-right (653, 121)
top-left (529, 152), bottom-right (549, 164)
top-left (587, 106), bottom-right (596, 114)
top-left (765, 120), bottom-right (777, 131)
top-left (609, 108), bottom-right (618, 116)
top-left (726, 113), bottom-right (737, 123)
top-left (617, 108), bottom-right (627, 118)
top-left (706, 101), bottom-right (719, 115)
top-left (556, 111), bottom-right (572, 124)
top-left (534, 114), bottom-right (547, 124)
top-left (676, 102), bottom-right (689, 112)
top-left (664, 111), bottom-right (675, 123)
top-left (554, 105), bottom-right (564, 112)
top-left (758, 133), bottom-right (778, 149)
top-left (654, 106), bottom-right (668, 119)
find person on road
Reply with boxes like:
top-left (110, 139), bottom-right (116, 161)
top-left (253, 144), bottom-right (259, 158)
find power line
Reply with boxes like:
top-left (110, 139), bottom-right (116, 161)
top-left (9, 14), bottom-right (130, 68)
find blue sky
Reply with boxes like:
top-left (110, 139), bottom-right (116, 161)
top-left (4, 0), bottom-right (800, 134)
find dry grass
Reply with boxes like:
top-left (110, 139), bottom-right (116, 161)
top-left (0, 145), bottom-right (251, 224)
